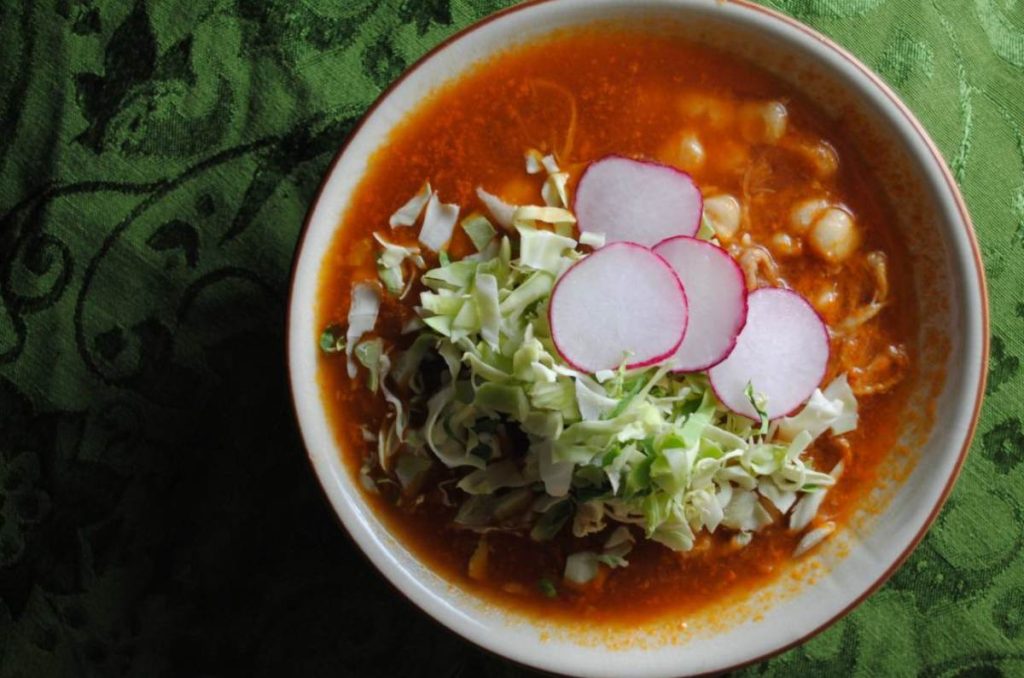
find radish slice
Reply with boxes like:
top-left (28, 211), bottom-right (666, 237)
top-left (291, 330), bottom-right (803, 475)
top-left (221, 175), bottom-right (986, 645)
top-left (653, 236), bottom-right (747, 372)
top-left (574, 156), bottom-right (703, 247)
top-left (549, 243), bottom-right (688, 373)
top-left (708, 288), bottom-right (829, 420)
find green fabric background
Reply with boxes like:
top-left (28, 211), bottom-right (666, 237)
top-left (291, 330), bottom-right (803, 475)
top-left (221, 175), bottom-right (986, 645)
top-left (0, 0), bottom-right (1021, 675)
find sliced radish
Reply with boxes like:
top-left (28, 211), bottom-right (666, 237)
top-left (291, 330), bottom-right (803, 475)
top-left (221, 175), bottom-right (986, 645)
top-left (549, 243), bottom-right (688, 373)
top-left (653, 236), bottom-right (747, 372)
top-left (574, 156), bottom-right (703, 247)
top-left (708, 288), bottom-right (829, 420)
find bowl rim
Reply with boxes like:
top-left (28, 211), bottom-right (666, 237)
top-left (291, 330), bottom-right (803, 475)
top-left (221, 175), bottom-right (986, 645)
top-left (285, 0), bottom-right (989, 674)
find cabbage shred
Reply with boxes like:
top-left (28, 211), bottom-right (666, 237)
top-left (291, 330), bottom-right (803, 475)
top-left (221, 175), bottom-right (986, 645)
top-left (329, 178), bottom-right (858, 583)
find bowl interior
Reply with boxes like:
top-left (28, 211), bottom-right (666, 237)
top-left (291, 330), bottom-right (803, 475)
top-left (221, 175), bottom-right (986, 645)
top-left (287, 1), bottom-right (985, 676)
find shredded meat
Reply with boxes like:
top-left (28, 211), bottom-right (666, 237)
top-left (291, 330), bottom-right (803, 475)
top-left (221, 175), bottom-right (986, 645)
top-left (831, 436), bottom-right (853, 469)
top-left (849, 343), bottom-right (909, 396)
top-left (737, 155), bottom-right (774, 236)
top-left (526, 79), bottom-right (579, 162)
top-left (838, 251), bottom-right (889, 333)
top-left (829, 250), bottom-right (907, 396)
top-left (734, 240), bottom-right (786, 290)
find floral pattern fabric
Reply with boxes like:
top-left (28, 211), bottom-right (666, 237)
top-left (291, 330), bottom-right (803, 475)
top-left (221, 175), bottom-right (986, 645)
top-left (0, 0), bottom-right (1021, 675)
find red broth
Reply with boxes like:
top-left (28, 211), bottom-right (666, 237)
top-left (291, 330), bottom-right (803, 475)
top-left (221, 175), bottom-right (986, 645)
top-left (316, 29), bottom-right (916, 625)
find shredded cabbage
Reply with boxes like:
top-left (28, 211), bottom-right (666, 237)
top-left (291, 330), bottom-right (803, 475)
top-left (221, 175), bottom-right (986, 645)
top-left (517, 226), bottom-right (577, 275)
top-left (401, 228), bottom-right (853, 555)
top-left (354, 338), bottom-right (383, 393)
top-left (579, 231), bottom-right (606, 249)
top-left (575, 377), bottom-right (618, 421)
top-left (476, 187), bottom-right (516, 229)
top-left (461, 213), bottom-right (497, 252)
top-left (389, 181), bottom-right (433, 228)
top-left (564, 526), bottom-right (636, 585)
top-left (419, 193), bottom-right (460, 251)
top-left (329, 159), bottom-right (861, 579)
top-left (512, 205), bottom-right (576, 230)
top-left (373, 233), bottom-right (425, 296)
top-left (790, 461), bottom-right (844, 531)
top-left (345, 282), bottom-right (381, 378)
top-left (778, 375), bottom-right (858, 441)
top-left (525, 149), bottom-right (544, 174)
top-left (793, 520), bottom-right (836, 557)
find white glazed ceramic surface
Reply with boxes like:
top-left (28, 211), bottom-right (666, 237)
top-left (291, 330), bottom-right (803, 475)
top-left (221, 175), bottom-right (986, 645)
top-left (287, 1), bottom-right (987, 676)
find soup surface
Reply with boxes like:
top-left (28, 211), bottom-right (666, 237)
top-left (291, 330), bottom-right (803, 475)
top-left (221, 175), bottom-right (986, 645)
top-left (316, 29), bottom-right (915, 625)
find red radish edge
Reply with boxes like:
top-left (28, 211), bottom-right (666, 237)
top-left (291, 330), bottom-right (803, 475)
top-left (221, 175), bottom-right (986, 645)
top-left (548, 242), bottom-right (689, 373)
top-left (708, 287), bottom-right (830, 421)
top-left (573, 155), bottom-right (704, 247)
top-left (653, 235), bottom-right (749, 373)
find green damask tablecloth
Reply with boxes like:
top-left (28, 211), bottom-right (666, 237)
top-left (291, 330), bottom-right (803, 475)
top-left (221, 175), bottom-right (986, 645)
top-left (0, 1), bottom-right (1021, 675)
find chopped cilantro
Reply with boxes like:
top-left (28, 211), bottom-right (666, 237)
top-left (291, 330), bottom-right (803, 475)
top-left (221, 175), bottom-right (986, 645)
top-left (538, 578), bottom-right (558, 598)
top-left (319, 324), bottom-right (346, 354)
top-left (745, 382), bottom-right (770, 436)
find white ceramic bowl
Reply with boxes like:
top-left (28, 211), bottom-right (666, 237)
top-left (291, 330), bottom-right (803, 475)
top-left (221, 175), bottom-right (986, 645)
top-left (287, 1), bottom-right (988, 675)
